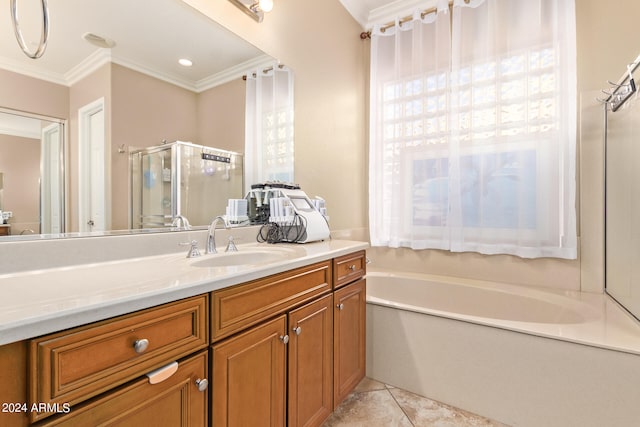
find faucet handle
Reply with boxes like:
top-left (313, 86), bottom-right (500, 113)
top-left (179, 240), bottom-right (201, 258)
top-left (225, 236), bottom-right (239, 252)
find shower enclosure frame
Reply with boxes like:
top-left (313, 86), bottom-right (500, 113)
top-left (129, 141), bottom-right (243, 229)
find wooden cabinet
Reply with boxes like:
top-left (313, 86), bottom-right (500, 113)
top-left (212, 296), bottom-right (334, 427)
top-left (212, 251), bottom-right (366, 426)
top-left (211, 261), bottom-right (332, 341)
top-left (0, 341), bottom-right (29, 427)
top-left (212, 315), bottom-right (288, 426)
top-left (333, 251), bottom-right (366, 289)
top-left (333, 279), bottom-right (366, 408)
top-left (288, 294), bottom-right (333, 427)
top-left (36, 351), bottom-right (209, 426)
top-left (333, 249), bottom-right (368, 407)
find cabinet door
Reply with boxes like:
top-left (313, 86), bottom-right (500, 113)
top-left (288, 294), bottom-right (333, 427)
top-left (212, 315), bottom-right (287, 427)
top-left (333, 279), bottom-right (366, 408)
top-left (37, 351), bottom-right (208, 426)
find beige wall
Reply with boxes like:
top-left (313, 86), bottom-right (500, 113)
top-left (2, 0), bottom-right (637, 292)
top-left (0, 69), bottom-right (68, 119)
top-left (110, 65), bottom-right (245, 229)
top-left (110, 64), bottom-right (198, 230)
top-left (183, 0), bottom-right (640, 293)
top-left (183, 0), bottom-right (368, 233)
top-left (198, 78), bottom-right (246, 153)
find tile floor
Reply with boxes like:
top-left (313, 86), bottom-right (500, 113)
top-left (323, 378), bottom-right (509, 427)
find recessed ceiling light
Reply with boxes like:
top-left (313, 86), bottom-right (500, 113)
top-left (178, 58), bottom-right (193, 67)
top-left (82, 32), bottom-right (116, 48)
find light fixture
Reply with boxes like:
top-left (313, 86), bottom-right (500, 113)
top-left (228, 0), bottom-right (274, 23)
top-left (259, 0), bottom-right (273, 13)
top-left (178, 58), bottom-right (193, 67)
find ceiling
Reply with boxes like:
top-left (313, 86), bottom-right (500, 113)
top-left (0, 0), bottom-right (430, 92)
top-left (0, 0), bottom-right (270, 92)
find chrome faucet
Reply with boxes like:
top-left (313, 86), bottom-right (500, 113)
top-left (206, 216), bottom-right (229, 254)
top-left (171, 215), bottom-right (191, 231)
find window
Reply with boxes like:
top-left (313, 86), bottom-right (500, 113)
top-left (245, 64), bottom-right (294, 189)
top-left (369, 0), bottom-right (577, 259)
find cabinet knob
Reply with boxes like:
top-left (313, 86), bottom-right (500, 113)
top-left (279, 334), bottom-right (289, 344)
top-left (292, 326), bottom-right (302, 335)
top-left (348, 264), bottom-right (356, 271)
top-left (195, 378), bottom-right (209, 392)
top-left (133, 338), bottom-right (149, 354)
top-left (337, 303), bottom-right (345, 310)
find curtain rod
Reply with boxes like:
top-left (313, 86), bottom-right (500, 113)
top-left (359, 0), bottom-right (468, 40)
top-left (242, 64), bottom-right (285, 81)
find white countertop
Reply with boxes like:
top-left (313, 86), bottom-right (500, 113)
top-left (0, 239), bottom-right (368, 346)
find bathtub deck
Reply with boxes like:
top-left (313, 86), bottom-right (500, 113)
top-left (367, 270), bottom-right (640, 356)
top-left (366, 271), bottom-right (640, 427)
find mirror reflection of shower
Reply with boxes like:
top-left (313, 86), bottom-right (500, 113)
top-left (130, 141), bottom-right (244, 230)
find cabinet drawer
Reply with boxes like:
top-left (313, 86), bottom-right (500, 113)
top-left (29, 295), bottom-right (208, 422)
top-left (37, 350), bottom-right (208, 426)
top-left (333, 251), bottom-right (366, 289)
top-left (212, 261), bottom-right (331, 341)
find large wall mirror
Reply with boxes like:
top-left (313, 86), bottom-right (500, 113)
top-left (0, 0), bottom-right (289, 240)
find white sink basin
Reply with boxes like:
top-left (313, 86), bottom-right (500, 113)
top-left (189, 250), bottom-right (291, 268)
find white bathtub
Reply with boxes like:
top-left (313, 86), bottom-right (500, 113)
top-left (366, 271), bottom-right (640, 427)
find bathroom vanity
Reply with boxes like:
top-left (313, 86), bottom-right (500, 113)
top-left (0, 239), bottom-right (367, 427)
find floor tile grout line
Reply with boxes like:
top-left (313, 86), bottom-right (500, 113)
top-left (385, 385), bottom-right (416, 427)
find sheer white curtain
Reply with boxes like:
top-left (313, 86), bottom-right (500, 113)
top-left (369, 0), bottom-right (577, 259)
top-left (245, 64), bottom-right (294, 191)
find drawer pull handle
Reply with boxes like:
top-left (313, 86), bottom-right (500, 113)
top-left (195, 378), bottom-right (209, 392)
top-left (337, 303), bottom-right (345, 310)
top-left (146, 361), bottom-right (178, 384)
top-left (133, 338), bottom-right (150, 354)
top-left (292, 326), bottom-right (302, 335)
top-left (279, 335), bottom-right (289, 344)
top-left (348, 264), bottom-right (356, 271)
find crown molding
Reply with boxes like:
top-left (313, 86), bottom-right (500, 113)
top-left (0, 50), bottom-right (271, 93)
top-left (109, 54), bottom-right (199, 92)
top-left (0, 57), bottom-right (67, 86)
top-left (196, 54), bottom-right (275, 92)
top-left (64, 49), bottom-right (113, 87)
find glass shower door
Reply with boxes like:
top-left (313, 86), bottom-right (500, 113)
top-left (132, 147), bottom-right (174, 228)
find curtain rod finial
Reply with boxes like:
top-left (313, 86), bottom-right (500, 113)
top-left (360, 31), bottom-right (371, 40)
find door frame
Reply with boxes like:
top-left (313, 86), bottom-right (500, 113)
top-left (78, 97), bottom-right (109, 232)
